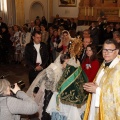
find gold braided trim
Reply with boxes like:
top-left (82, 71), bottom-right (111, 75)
top-left (83, 94), bottom-right (92, 120)
top-left (99, 92), bottom-right (104, 120)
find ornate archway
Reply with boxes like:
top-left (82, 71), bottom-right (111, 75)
top-left (29, 1), bottom-right (44, 21)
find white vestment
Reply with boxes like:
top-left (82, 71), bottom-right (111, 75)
top-left (88, 57), bottom-right (120, 120)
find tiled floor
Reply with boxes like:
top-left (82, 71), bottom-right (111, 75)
top-left (0, 63), bottom-right (30, 92)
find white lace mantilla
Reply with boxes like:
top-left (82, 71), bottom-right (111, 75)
top-left (26, 54), bottom-right (81, 119)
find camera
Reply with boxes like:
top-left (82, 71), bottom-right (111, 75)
top-left (11, 80), bottom-right (25, 90)
top-left (0, 74), bottom-right (9, 79)
top-left (33, 87), bottom-right (39, 94)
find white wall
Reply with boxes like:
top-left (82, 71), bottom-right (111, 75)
top-left (24, 0), bottom-right (80, 23)
top-left (53, 0), bottom-right (80, 18)
top-left (24, 0), bottom-right (48, 23)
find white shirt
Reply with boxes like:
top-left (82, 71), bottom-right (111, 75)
top-left (34, 43), bottom-right (42, 65)
top-left (31, 27), bottom-right (34, 33)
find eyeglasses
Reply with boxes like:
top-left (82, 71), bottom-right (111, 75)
top-left (102, 48), bottom-right (117, 53)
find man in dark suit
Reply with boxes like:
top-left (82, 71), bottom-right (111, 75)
top-left (89, 22), bottom-right (99, 45)
top-left (28, 21), bottom-right (35, 34)
top-left (78, 29), bottom-right (92, 63)
top-left (25, 31), bottom-right (48, 84)
top-left (70, 18), bottom-right (76, 31)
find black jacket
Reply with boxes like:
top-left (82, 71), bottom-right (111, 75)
top-left (89, 27), bottom-right (99, 45)
top-left (25, 42), bottom-right (48, 70)
top-left (70, 22), bottom-right (76, 30)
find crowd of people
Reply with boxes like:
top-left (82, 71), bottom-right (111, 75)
top-left (0, 15), bottom-right (120, 65)
top-left (0, 14), bottom-right (120, 120)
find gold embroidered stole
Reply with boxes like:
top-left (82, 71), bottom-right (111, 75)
top-left (83, 63), bottom-right (105, 120)
top-left (84, 57), bottom-right (120, 120)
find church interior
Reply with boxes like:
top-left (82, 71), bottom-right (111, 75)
top-left (0, 0), bottom-right (120, 92)
top-left (0, 0), bottom-right (120, 120)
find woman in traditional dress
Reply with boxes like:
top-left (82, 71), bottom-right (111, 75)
top-left (27, 37), bottom-right (88, 120)
top-left (46, 38), bottom-right (88, 120)
top-left (58, 30), bottom-right (73, 54)
top-left (20, 26), bottom-right (31, 61)
top-left (27, 53), bottom-right (70, 120)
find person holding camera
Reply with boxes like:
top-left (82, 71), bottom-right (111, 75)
top-left (0, 79), bottom-right (39, 120)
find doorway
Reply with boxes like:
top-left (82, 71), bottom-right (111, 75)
top-left (29, 2), bottom-right (44, 21)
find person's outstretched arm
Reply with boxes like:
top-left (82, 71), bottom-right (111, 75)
top-left (7, 84), bottom-right (38, 115)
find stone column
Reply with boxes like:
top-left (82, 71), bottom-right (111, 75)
top-left (7, 0), bottom-right (16, 26)
top-left (15, 0), bottom-right (25, 26)
top-left (47, 0), bottom-right (53, 23)
top-left (0, 0), bottom-right (8, 23)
